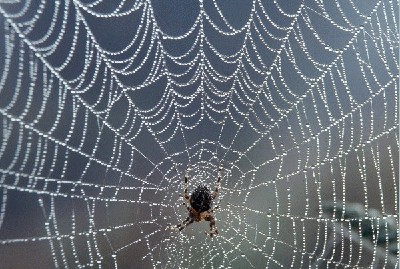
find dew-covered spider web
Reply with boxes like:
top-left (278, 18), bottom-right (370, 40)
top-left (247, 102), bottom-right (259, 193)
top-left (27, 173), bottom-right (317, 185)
top-left (0, 0), bottom-right (399, 268)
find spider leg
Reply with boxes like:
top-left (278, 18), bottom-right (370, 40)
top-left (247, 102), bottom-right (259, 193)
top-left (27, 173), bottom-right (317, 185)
top-left (183, 166), bottom-right (190, 206)
top-left (212, 163), bottom-right (222, 199)
top-left (182, 200), bottom-right (190, 211)
top-left (204, 214), bottom-right (218, 237)
top-left (174, 216), bottom-right (194, 232)
top-left (212, 204), bottom-right (220, 212)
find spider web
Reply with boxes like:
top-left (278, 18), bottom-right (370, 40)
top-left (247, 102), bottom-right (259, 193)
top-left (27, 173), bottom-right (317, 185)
top-left (0, 0), bottom-right (398, 268)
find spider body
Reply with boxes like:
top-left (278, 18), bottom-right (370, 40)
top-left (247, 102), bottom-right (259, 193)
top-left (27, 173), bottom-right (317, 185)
top-left (169, 164), bottom-right (222, 237)
top-left (190, 184), bottom-right (212, 212)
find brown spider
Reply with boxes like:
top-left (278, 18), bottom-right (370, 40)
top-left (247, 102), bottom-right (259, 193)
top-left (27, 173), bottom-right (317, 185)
top-left (169, 164), bottom-right (222, 237)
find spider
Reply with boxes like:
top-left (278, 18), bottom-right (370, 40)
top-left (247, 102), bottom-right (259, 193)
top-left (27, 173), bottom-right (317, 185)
top-left (169, 164), bottom-right (222, 237)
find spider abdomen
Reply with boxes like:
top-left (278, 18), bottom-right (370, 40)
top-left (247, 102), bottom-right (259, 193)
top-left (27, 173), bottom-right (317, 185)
top-left (190, 184), bottom-right (213, 212)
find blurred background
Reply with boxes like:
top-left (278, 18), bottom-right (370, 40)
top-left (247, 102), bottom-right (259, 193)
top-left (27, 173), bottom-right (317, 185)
top-left (0, 0), bottom-right (398, 268)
